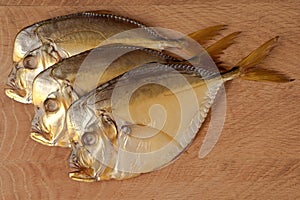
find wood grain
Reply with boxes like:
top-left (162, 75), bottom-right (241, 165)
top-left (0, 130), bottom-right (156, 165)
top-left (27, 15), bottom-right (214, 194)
top-left (0, 1), bottom-right (299, 199)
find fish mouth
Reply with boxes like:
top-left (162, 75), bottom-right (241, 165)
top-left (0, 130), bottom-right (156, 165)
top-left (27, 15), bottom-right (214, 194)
top-left (68, 171), bottom-right (96, 182)
top-left (5, 88), bottom-right (30, 104)
top-left (5, 73), bottom-right (32, 103)
top-left (30, 125), bottom-right (55, 146)
top-left (30, 125), bottom-right (71, 147)
top-left (30, 132), bottom-right (56, 146)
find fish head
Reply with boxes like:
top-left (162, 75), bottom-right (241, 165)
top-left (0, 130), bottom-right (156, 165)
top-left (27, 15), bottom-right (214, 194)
top-left (67, 100), bottom-right (117, 171)
top-left (6, 48), bottom-right (59, 104)
top-left (30, 69), bottom-right (75, 147)
top-left (6, 50), bottom-right (45, 103)
top-left (5, 26), bottom-right (44, 103)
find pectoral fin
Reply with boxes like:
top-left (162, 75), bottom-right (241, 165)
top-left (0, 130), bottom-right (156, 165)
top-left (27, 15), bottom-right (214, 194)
top-left (111, 123), bottom-right (190, 173)
top-left (118, 124), bottom-right (183, 152)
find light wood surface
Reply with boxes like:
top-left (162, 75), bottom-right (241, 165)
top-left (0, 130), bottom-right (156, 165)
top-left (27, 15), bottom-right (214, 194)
top-left (0, 1), bottom-right (299, 199)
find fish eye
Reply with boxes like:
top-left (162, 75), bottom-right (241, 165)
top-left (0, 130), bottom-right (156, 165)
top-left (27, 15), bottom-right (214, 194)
top-left (44, 98), bottom-right (59, 113)
top-left (23, 55), bottom-right (37, 69)
top-left (81, 131), bottom-right (98, 146)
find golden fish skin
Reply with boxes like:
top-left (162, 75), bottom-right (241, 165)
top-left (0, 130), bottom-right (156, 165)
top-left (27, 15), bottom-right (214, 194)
top-left (5, 10), bottom-right (226, 104)
top-left (66, 37), bottom-right (293, 182)
top-left (30, 44), bottom-right (203, 147)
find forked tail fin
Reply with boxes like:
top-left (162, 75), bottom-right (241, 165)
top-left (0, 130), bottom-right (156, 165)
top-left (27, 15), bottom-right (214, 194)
top-left (206, 31), bottom-right (241, 67)
top-left (184, 31), bottom-right (240, 72)
top-left (187, 25), bottom-right (227, 45)
top-left (161, 25), bottom-right (226, 63)
top-left (226, 36), bottom-right (294, 82)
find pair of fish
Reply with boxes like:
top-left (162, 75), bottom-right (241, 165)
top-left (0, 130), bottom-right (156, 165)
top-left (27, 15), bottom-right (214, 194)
top-left (5, 10), bottom-right (225, 104)
top-left (5, 11), bottom-right (293, 182)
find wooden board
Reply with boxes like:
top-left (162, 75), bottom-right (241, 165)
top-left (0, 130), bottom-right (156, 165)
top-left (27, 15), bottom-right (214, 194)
top-left (0, 1), bottom-right (299, 199)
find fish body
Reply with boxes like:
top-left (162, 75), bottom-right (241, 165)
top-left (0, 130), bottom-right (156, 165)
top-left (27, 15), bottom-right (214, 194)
top-left (5, 10), bottom-right (226, 104)
top-left (30, 44), bottom-right (214, 147)
top-left (67, 63), bottom-right (220, 181)
top-left (66, 37), bottom-right (292, 182)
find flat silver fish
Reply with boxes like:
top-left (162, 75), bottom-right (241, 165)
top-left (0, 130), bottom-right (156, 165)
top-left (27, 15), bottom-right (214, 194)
top-left (5, 10), bottom-right (226, 104)
top-left (66, 37), bottom-right (292, 182)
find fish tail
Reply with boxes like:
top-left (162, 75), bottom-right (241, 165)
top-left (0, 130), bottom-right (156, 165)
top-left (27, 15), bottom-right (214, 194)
top-left (187, 25), bottom-right (227, 45)
top-left (164, 25), bottom-right (227, 59)
top-left (206, 31), bottom-right (241, 67)
top-left (223, 36), bottom-right (294, 82)
top-left (182, 31), bottom-right (240, 72)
